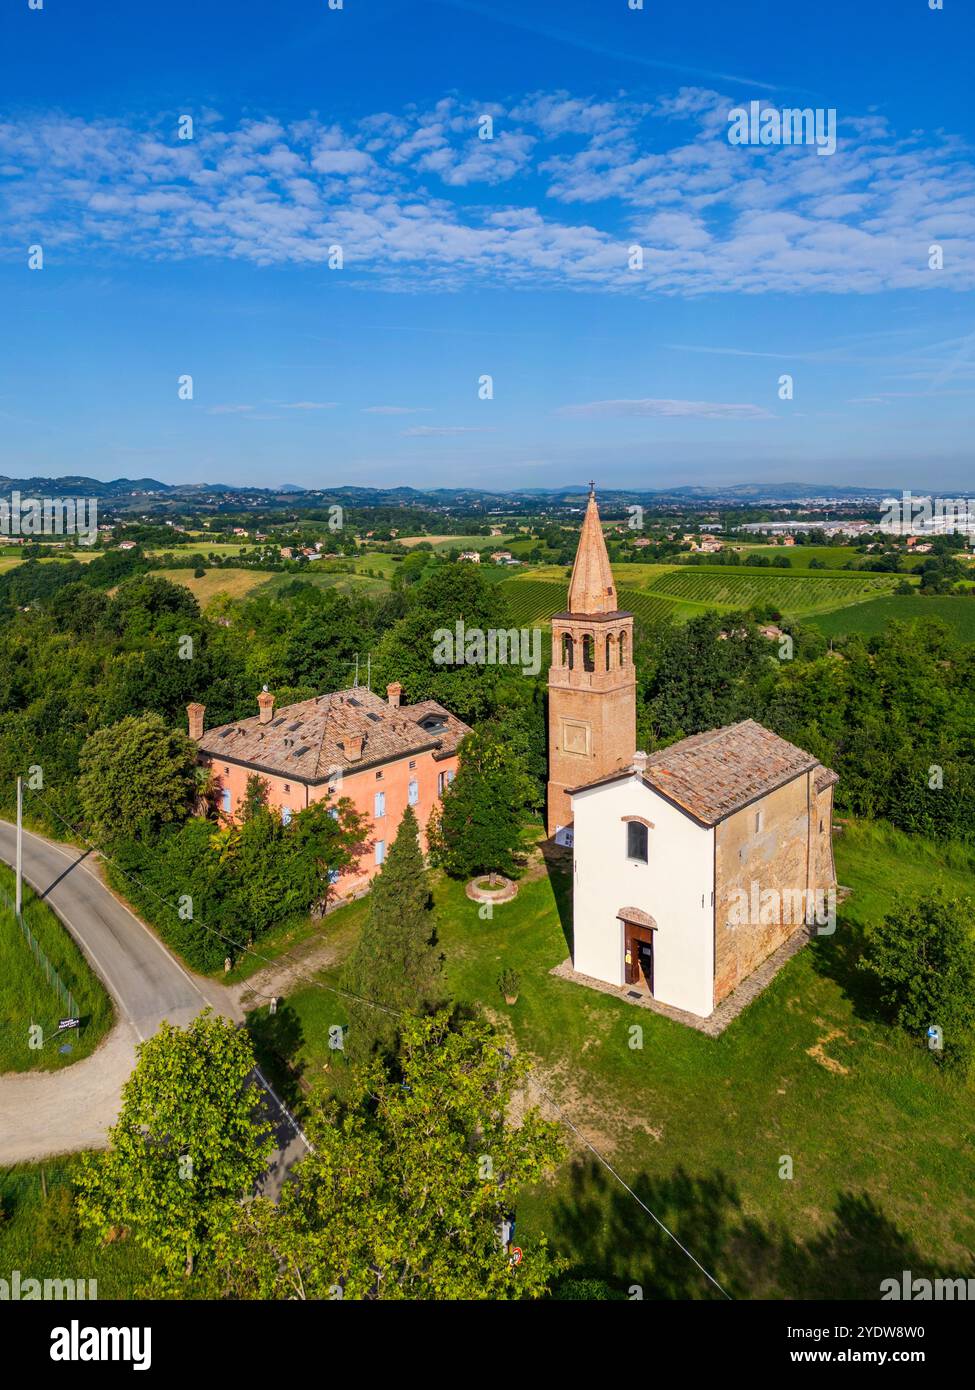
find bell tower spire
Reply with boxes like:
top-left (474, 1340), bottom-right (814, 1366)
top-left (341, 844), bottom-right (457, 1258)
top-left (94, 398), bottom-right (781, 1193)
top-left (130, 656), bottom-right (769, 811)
top-left (547, 486), bottom-right (636, 838)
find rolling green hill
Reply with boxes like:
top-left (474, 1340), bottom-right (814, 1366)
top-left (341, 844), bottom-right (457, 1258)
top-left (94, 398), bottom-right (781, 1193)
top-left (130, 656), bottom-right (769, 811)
top-left (498, 566), bottom-right (901, 629)
top-left (810, 594), bottom-right (975, 641)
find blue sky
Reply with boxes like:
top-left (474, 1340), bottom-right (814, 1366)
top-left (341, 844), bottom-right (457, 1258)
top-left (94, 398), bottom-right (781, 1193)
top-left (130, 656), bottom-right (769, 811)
top-left (2, 0), bottom-right (974, 491)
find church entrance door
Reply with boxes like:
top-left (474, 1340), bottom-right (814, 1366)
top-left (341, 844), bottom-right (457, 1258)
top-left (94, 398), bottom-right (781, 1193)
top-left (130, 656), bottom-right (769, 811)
top-left (623, 921), bottom-right (655, 993)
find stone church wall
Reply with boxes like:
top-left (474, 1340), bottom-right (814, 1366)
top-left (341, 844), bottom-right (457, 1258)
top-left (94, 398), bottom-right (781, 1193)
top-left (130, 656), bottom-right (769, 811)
top-left (713, 772), bottom-right (816, 1006)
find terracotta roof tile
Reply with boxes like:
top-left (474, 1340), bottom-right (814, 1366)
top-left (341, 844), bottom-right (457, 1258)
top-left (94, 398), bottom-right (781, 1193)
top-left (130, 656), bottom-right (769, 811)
top-left (198, 687), bottom-right (470, 784)
top-left (571, 719), bottom-right (837, 826)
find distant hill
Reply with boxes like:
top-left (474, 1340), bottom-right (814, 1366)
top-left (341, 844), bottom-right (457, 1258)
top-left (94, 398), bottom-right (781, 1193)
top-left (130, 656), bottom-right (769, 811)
top-left (1, 475), bottom-right (969, 511)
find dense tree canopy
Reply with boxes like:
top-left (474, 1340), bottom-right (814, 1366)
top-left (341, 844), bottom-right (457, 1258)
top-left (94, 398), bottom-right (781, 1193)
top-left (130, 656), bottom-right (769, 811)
top-left (210, 1013), bottom-right (566, 1300)
top-left (76, 1011), bottom-right (273, 1286)
top-left (78, 711), bottom-right (198, 842)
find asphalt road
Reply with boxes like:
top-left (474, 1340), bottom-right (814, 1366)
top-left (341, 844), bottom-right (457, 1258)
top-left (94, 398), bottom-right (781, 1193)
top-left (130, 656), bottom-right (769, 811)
top-left (0, 821), bottom-right (309, 1187)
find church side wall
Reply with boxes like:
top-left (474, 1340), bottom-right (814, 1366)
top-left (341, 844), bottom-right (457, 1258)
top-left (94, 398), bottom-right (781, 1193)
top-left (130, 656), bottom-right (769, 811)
top-left (572, 778), bottom-right (715, 1017)
top-left (713, 772), bottom-right (813, 1005)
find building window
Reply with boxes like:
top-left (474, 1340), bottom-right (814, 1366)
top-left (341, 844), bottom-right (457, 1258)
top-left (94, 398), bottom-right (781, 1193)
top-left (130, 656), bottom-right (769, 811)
top-left (619, 631), bottom-right (628, 666)
top-left (375, 771), bottom-right (383, 780)
top-left (374, 791), bottom-right (386, 818)
top-left (755, 810), bottom-right (763, 833)
top-left (283, 783), bottom-right (290, 794)
top-left (562, 632), bottom-right (574, 669)
top-left (375, 840), bottom-right (386, 866)
top-left (819, 818), bottom-right (824, 834)
top-left (281, 806), bottom-right (292, 826)
top-left (627, 821), bottom-right (649, 862)
top-left (409, 760), bottom-right (416, 770)
top-left (582, 634), bottom-right (595, 672)
top-left (221, 788), bottom-right (232, 813)
top-left (408, 778), bottom-right (419, 806)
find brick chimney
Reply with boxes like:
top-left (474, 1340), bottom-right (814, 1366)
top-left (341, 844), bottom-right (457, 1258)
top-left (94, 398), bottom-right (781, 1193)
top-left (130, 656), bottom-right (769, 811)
top-left (187, 702), bottom-right (205, 741)
top-left (386, 682), bottom-right (403, 708)
top-left (633, 750), bottom-right (648, 775)
top-left (345, 733), bottom-right (364, 760)
top-left (257, 686), bottom-right (274, 724)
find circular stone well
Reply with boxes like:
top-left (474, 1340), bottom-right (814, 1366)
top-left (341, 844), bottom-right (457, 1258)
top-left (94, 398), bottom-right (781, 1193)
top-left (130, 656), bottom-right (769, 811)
top-left (465, 875), bottom-right (518, 905)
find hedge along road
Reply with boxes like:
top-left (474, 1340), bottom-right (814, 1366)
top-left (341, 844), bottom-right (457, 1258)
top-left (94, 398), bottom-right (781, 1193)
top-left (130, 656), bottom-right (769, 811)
top-left (0, 820), bottom-right (308, 1192)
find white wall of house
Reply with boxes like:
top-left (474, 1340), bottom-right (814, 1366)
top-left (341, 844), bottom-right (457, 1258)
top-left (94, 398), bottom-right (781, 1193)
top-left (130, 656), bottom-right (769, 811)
top-left (571, 776), bottom-right (716, 1017)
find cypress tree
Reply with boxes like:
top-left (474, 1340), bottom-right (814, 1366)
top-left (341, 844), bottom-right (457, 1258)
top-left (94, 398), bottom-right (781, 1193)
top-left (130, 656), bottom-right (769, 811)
top-left (342, 806), bottom-right (441, 1064)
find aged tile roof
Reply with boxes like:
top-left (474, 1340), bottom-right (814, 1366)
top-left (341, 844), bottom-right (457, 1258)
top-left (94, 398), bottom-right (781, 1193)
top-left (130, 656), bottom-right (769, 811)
top-left (571, 719), bottom-right (837, 826)
top-left (197, 687), bottom-right (470, 783)
top-left (814, 766), bottom-right (840, 795)
top-left (567, 487), bottom-right (619, 616)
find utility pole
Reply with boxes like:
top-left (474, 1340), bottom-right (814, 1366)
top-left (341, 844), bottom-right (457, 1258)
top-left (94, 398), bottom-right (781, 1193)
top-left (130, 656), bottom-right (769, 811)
top-left (15, 775), bottom-right (23, 918)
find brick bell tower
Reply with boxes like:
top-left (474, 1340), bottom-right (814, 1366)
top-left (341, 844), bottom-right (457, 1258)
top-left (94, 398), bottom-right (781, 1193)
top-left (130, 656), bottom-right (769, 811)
top-left (547, 484), bottom-right (636, 838)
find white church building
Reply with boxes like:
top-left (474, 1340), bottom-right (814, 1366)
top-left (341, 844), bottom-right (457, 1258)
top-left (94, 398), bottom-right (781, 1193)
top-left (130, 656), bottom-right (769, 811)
top-left (550, 489), bottom-right (838, 1021)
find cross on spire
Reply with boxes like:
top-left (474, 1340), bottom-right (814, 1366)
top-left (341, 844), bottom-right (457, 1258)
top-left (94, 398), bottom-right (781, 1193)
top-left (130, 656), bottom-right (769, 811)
top-left (588, 479), bottom-right (595, 496)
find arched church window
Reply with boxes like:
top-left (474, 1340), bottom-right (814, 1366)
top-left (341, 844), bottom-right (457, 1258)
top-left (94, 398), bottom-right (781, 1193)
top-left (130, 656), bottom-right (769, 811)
top-left (605, 633), bottom-right (615, 669)
top-left (582, 634), bottom-right (595, 672)
top-left (619, 630), bottom-right (628, 666)
top-left (562, 632), bottom-right (574, 669)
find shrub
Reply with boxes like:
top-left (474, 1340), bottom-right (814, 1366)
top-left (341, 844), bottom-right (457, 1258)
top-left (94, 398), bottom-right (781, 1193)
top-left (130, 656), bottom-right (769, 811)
top-left (859, 889), bottom-right (975, 1071)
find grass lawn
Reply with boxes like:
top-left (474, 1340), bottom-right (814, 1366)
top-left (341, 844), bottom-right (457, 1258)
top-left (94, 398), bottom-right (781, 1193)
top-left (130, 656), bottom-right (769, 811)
top-left (810, 594), bottom-right (975, 641)
top-left (247, 820), bottom-right (975, 1300)
top-left (0, 865), bottom-right (114, 1073)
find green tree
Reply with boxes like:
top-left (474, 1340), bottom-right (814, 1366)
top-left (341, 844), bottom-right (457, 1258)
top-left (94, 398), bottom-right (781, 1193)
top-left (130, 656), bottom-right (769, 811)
top-left (77, 711), bottom-right (197, 842)
top-left (342, 806), bottom-right (441, 1062)
top-left (76, 1011), bottom-right (273, 1284)
top-left (428, 723), bottom-right (533, 880)
top-left (859, 890), bottom-right (975, 1070)
top-left (372, 563), bottom-right (514, 720)
top-left (211, 1012), bottom-right (566, 1299)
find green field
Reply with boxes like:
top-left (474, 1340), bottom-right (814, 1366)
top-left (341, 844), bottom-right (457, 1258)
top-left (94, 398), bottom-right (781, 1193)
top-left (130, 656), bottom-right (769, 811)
top-left (243, 819), bottom-right (975, 1299)
top-left (731, 544), bottom-right (860, 569)
top-left (154, 567), bottom-right (269, 605)
top-left (499, 577), bottom-right (690, 629)
top-left (498, 565), bottom-right (900, 629)
top-left (810, 594), bottom-right (975, 641)
top-left (643, 566), bottom-right (900, 615)
top-left (149, 541), bottom-right (251, 558)
top-left (256, 568), bottom-right (391, 600)
top-left (0, 865), bottom-right (114, 1074)
top-left (394, 533), bottom-right (519, 553)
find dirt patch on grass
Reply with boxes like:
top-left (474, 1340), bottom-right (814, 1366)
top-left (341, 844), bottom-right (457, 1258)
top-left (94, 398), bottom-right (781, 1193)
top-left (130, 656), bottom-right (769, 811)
top-left (806, 1026), bottom-right (852, 1075)
top-left (527, 1058), bottom-right (663, 1156)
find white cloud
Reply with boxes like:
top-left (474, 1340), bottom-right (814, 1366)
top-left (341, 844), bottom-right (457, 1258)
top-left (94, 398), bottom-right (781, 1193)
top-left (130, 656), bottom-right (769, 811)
top-left (557, 398), bottom-right (775, 420)
top-left (402, 425), bottom-right (495, 436)
top-left (0, 90), bottom-right (971, 296)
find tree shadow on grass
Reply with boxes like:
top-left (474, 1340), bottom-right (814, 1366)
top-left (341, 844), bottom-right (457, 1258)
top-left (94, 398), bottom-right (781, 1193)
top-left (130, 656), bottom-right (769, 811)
top-left (551, 1159), bottom-right (965, 1300)
top-left (246, 1002), bottom-right (306, 1111)
top-left (806, 917), bottom-right (891, 1027)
